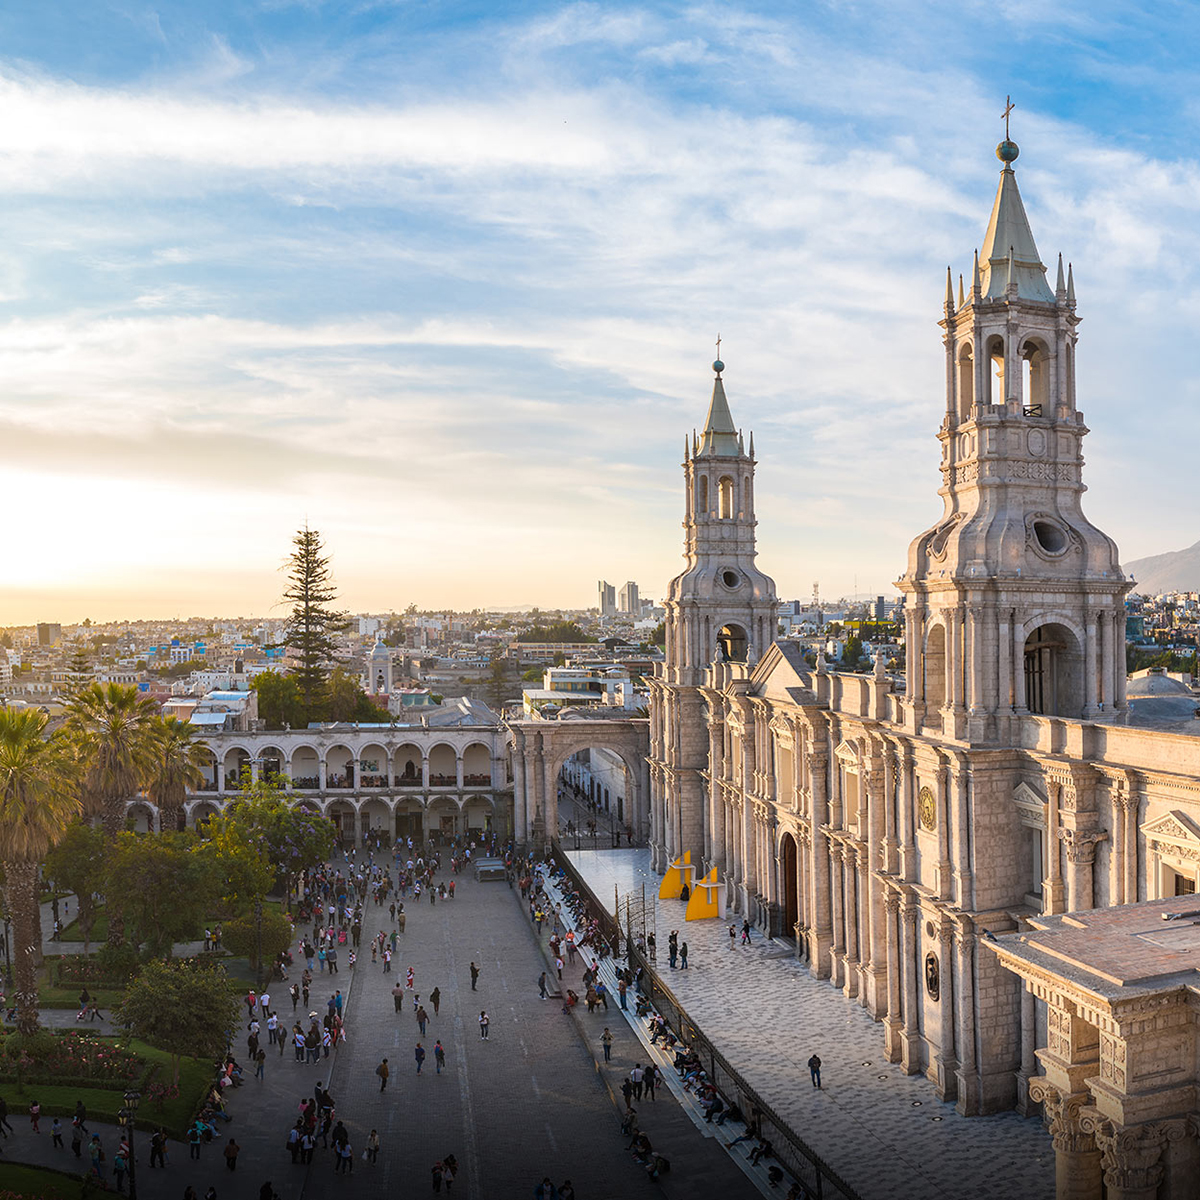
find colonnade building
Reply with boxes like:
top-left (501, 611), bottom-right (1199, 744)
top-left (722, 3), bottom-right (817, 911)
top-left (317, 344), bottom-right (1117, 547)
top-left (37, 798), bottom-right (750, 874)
top-left (648, 137), bottom-right (1200, 1197)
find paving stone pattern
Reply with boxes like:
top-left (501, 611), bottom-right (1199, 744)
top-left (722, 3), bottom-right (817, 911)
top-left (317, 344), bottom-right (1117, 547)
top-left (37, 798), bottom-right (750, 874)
top-left (3, 862), bottom-right (763, 1200)
top-left (566, 848), bottom-right (1056, 1200)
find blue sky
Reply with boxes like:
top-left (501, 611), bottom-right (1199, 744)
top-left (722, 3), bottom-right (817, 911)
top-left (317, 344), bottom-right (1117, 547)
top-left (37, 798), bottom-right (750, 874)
top-left (2, 1), bottom-right (1199, 622)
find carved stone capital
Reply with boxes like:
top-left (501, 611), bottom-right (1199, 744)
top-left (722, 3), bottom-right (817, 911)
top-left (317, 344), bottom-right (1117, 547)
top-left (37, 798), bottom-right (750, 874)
top-left (1028, 1081), bottom-right (1094, 1154)
top-left (1058, 828), bottom-right (1109, 865)
top-left (1081, 1112), bottom-right (1167, 1196)
top-left (884, 893), bottom-right (902, 916)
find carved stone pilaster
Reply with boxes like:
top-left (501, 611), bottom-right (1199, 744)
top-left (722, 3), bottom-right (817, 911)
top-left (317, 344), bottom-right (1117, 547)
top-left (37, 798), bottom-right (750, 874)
top-left (1059, 828), bottom-right (1108, 865)
top-left (1029, 1080), bottom-right (1094, 1154)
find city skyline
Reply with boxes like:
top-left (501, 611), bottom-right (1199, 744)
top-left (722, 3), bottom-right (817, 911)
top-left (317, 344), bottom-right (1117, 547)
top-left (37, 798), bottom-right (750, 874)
top-left (3, 2), bottom-right (1199, 624)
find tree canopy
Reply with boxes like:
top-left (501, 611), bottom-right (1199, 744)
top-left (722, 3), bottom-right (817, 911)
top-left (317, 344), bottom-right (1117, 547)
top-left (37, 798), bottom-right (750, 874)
top-left (516, 621), bottom-right (595, 643)
top-left (280, 527), bottom-right (349, 715)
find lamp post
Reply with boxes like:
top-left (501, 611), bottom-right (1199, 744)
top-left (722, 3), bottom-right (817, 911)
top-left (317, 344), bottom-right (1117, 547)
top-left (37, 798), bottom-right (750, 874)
top-left (254, 898), bottom-right (264, 991)
top-left (120, 1089), bottom-right (140, 1199)
top-left (1, 916), bottom-right (11, 990)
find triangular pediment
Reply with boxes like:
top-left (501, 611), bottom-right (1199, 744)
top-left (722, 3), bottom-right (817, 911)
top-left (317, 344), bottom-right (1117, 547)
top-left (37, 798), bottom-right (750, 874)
top-left (1014, 781), bottom-right (1046, 811)
top-left (1141, 810), bottom-right (1200, 850)
top-left (753, 640), bottom-right (812, 703)
top-left (834, 739), bottom-right (859, 767)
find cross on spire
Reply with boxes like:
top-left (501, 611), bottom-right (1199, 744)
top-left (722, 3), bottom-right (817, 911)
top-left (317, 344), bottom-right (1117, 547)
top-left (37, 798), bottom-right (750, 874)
top-left (716, 334), bottom-right (721, 358)
top-left (1002, 95), bottom-right (1015, 140)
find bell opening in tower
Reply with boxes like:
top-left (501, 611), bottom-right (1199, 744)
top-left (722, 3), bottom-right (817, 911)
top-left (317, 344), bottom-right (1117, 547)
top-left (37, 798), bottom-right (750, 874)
top-left (1023, 624), bottom-right (1084, 718)
top-left (717, 623), bottom-right (747, 663)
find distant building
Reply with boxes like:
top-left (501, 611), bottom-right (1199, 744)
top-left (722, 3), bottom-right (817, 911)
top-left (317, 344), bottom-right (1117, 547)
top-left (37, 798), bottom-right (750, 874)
top-left (598, 580), bottom-right (616, 617)
top-left (618, 581), bottom-right (640, 614)
top-left (37, 623), bottom-right (62, 646)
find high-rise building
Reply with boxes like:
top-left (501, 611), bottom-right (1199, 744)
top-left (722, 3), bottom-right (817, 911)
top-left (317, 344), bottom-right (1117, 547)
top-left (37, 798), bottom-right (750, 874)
top-left (618, 581), bottom-right (640, 614)
top-left (37, 623), bottom-right (62, 646)
top-left (597, 580), bottom-right (616, 617)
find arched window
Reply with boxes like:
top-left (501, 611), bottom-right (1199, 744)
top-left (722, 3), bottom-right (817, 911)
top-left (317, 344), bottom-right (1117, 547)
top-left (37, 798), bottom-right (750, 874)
top-left (1024, 624), bottom-right (1084, 718)
top-left (957, 343), bottom-right (974, 417)
top-left (718, 476), bottom-right (734, 520)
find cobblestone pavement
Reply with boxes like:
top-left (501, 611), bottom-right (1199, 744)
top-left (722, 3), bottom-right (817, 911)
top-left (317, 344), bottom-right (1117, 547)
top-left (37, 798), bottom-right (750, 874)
top-left (3, 859), bottom-right (762, 1200)
top-left (565, 848), bottom-right (1056, 1200)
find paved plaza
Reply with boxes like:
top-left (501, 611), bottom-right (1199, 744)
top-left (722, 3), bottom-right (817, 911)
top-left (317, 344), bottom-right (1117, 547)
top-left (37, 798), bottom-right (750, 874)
top-left (566, 848), bottom-right (1056, 1200)
top-left (4, 861), bottom-right (759, 1200)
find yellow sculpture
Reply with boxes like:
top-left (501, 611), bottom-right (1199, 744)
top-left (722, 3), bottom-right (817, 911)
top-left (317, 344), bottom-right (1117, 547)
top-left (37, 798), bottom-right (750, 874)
top-left (658, 850), bottom-right (694, 899)
top-left (685, 867), bottom-right (721, 920)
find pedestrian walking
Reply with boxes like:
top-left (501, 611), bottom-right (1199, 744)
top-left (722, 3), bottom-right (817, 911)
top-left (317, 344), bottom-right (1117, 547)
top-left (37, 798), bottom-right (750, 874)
top-left (113, 1145), bottom-right (127, 1191)
top-left (469, 962), bottom-right (480, 990)
top-left (29, 1100), bottom-right (40, 1132)
top-left (601, 1027), bottom-right (613, 1063)
top-left (434, 1041), bottom-right (446, 1074)
top-left (224, 1137), bottom-right (241, 1170)
top-left (644, 1063), bottom-right (658, 1101)
top-left (366, 1129), bottom-right (380, 1164)
top-left (255, 1048), bottom-right (266, 1079)
top-left (538, 972), bottom-right (548, 999)
top-left (808, 1054), bottom-right (822, 1088)
top-left (376, 1058), bottom-right (390, 1092)
top-left (415, 1043), bottom-right (426, 1074)
top-left (188, 1124), bottom-right (202, 1159)
top-left (392, 981), bottom-right (404, 1011)
top-left (478, 1010), bottom-right (489, 1040)
top-left (555, 956), bottom-right (564, 980)
top-left (631, 1064), bottom-right (644, 1100)
top-left (335, 1138), bottom-right (354, 1174)
top-left (51, 1117), bottom-right (63, 1148)
top-left (742, 920), bottom-right (752, 946)
top-left (728, 923), bottom-right (737, 950)
top-left (406, 966), bottom-right (415, 990)
top-left (430, 986), bottom-right (441, 1015)
top-left (680, 941), bottom-right (689, 969)
top-left (71, 1125), bottom-right (83, 1158)
top-left (149, 1129), bottom-right (166, 1168)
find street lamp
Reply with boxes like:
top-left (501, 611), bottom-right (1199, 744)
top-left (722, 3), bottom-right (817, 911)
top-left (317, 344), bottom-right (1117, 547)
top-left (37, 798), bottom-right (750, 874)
top-left (120, 1089), bottom-right (140, 1199)
top-left (1, 916), bottom-right (11, 990)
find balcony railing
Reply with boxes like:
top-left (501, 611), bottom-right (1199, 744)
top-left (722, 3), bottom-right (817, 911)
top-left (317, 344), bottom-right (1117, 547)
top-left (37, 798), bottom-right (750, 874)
top-left (361, 775), bottom-right (388, 788)
top-left (396, 773), bottom-right (422, 788)
top-left (292, 776), bottom-right (319, 789)
top-left (429, 773), bottom-right (456, 787)
top-left (463, 773), bottom-right (492, 787)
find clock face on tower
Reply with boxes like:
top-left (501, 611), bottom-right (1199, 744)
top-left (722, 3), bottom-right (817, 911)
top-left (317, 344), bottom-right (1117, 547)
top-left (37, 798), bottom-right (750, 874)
top-left (918, 786), bottom-right (936, 831)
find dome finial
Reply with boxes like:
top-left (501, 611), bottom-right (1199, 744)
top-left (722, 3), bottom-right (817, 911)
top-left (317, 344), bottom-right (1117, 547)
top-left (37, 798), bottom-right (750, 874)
top-left (996, 94), bottom-right (1019, 164)
top-left (713, 333), bottom-right (724, 376)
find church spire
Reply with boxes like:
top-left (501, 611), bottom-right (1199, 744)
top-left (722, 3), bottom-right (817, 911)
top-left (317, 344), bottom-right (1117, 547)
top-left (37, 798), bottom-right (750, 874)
top-left (698, 351), bottom-right (739, 456)
top-left (978, 138), bottom-right (1055, 303)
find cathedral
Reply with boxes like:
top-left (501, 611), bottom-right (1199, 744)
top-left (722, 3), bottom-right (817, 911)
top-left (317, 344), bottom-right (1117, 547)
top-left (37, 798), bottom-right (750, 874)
top-left (647, 136), bottom-right (1200, 1197)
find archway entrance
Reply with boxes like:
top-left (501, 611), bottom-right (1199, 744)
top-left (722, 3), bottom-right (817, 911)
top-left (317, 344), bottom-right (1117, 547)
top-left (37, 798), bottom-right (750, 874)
top-left (781, 833), bottom-right (799, 938)
top-left (558, 747), bottom-right (635, 847)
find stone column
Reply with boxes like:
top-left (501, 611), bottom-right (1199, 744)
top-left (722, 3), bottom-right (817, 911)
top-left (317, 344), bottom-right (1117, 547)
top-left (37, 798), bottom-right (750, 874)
top-left (1084, 615), bottom-right (1100, 717)
top-left (1060, 829), bottom-right (1107, 912)
top-left (1121, 790), bottom-right (1139, 906)
top-left (946, 606), bottom-right (961, 711)
top-left (1044, 781), bottom-right (1066, 915)
top-left (1100, 611), bottom-right (1114, 712)
top-left (420, 753), bottom-right (430, 789)
top-left (319, 757), bottom-right (328, 791)
top-left (1014, 620), bottom-right (1028, 712)
top-left (843, 847), bottom-right (860, 999)
top-left (883, 893), bottom-right (903, 1062)
top-left (1016, 987), bottom-right (1038, 1116)
top-left (809, 745), bottom-right (833, 978)
top-left (950, 758), bottom-right (972, 908)
top-left (999, 610), bottom-right (1012, 712)
top-left (898, 751), bottom-right (916, 882)
top-left (900, 898), bottom-right (921, 1074)
top-left (953, 922), bottom-right (979, 1115)
top-left (829, 842), bottom-right (846, 989)
top-left (935, 922), bottom-right (958, 1101)
top-left (882, 748), bottom-right (898, 874)
top-left (1028, 1082), bottom-right (1102, 1200)
top-left (967, 606), bottom-right (982, 712)
top-left (936, 763), bottom-right (953, 901)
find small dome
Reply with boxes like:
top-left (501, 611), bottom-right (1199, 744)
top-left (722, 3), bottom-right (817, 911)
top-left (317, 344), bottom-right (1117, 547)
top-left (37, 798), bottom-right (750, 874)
top-left (996, 139), bottom-right (1019, 164)
top-left (712, 359), bottom-right (724, 374)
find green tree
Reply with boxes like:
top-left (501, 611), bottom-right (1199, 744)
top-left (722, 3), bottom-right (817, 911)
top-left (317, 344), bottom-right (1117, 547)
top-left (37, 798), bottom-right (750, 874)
top-left (105, 832), bottom-right (221, 959)
top-left (251, 671), bottom-right (306, 731)
top-left (146, 717), bottom-right (209, 833)
top-left (204, 776), bottom-right (335, 900)
top-left (648, 621), bottom-right (666, 647)
top-left (0, 709), bottom-right (81, 1033)
top-left (44, 821), bottom-right (108, 955)
top-left (516, 621), bottom-right (595, 643)
top-left (842, 634), bottom-right (864, 670)
top-left (119, 958), bottom-right (240, 1084)
top-left (66, 682), bottom-right (159, 839)
top-left (280, 527), bottom-right (349, 717)
top-left (221, 908), bottom-right (293, 976)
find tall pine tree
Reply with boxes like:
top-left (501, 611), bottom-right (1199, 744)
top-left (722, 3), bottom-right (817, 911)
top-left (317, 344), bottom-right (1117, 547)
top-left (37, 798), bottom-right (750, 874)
top-left (281, 527), bottom-right (349, 718)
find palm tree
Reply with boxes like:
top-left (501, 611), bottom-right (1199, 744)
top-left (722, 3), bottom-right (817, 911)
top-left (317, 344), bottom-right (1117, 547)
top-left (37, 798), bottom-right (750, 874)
top-left (146, 717), bottom-right (208, 832)
top-left (65, 682), bottom-right (159, 838)
top-left (0, 708), bottom-right (80, 1034)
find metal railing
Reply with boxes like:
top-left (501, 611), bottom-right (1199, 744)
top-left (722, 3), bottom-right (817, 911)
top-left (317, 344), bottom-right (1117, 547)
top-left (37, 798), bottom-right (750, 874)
top-left (550, 841), bottom-right (864, 1200)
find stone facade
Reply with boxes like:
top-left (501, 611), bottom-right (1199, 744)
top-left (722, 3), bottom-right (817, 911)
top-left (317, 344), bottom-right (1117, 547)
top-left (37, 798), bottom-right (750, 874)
top-left (646, 137), bottom-right (1200, 1158)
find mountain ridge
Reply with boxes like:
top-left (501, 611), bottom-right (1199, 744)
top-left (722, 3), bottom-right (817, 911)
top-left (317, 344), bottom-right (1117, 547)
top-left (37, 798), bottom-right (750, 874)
top-left (1124, 540), bottom-right (1200, 594)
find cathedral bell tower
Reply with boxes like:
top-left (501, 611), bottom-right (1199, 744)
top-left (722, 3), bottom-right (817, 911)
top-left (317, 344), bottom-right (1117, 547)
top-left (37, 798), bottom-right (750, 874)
top-left (899, 137), bottom-right (1129, 742)
top-left (648, 356), bottom-right (778, 870)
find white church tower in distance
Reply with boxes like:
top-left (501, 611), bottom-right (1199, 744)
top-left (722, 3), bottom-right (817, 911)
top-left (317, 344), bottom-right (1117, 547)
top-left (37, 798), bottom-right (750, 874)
top-left (899, 134), bottom-right (1129, 745)
top-left (647, 355), bottom-right (778, 872)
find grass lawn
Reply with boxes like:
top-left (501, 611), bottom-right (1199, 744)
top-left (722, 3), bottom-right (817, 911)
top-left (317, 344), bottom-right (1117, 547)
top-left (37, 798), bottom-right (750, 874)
top-left (35, 969), bottom-right (126, 1012)
top-left (0, 1164), bottom-right (87, 1199)
top-left (2, 1038), bottom-right (212, 1139)
top-left (55, 912), bottom-right (109, 944)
